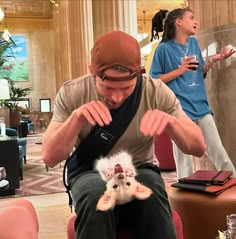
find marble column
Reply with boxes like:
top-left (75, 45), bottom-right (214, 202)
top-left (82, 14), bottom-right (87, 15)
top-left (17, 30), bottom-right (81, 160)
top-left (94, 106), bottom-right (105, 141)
top-left (67, 1), bottom-right (94, 79)
top-left (92, 0), bottom-right (138, 41)
top-left (53, 1), bottom-right (71, 90)
top-left (53, 0), bottom-right (93, 91)
top-left (188, 0), bottom-right (236, 31)
top-left (188, 0), bottom-right (236, 168)
top-left (197, 24), bottom-right (236, 168)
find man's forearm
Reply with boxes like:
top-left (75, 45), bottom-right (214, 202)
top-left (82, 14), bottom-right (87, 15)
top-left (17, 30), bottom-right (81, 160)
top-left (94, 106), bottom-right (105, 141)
top-left (42, 111), bottom-right (83, 167)
top-left (165, 116), bottom-right (206, 157)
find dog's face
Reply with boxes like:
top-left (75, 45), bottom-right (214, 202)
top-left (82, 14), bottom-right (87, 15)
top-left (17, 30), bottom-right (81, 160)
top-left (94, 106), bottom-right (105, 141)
top-left (106, 173), bottom-right (138, 205)
top-left (96, 163), bottom-right (152, 211)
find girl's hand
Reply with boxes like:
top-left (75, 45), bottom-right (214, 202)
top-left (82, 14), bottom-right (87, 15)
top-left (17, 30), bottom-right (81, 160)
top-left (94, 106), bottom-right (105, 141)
top-left (212, 47), bottom-right (235, 61)
top-left (178, 56), bottom-right (199, 74)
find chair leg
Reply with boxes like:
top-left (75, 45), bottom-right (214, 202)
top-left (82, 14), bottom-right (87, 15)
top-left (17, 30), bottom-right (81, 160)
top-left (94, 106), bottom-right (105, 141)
top-left (24, 155), bottom-right (26, 164)
top-left (19, 168), bottom-right (23, 180)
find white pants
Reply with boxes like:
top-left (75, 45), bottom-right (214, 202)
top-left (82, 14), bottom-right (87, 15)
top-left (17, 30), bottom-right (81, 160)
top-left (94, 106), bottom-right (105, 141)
top-left (172, 113), bottom-right (236, 179)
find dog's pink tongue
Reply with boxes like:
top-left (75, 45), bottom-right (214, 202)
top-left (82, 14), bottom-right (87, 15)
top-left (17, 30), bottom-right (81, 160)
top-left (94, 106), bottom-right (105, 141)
top-left (114, 164), bottom-right (123, 174)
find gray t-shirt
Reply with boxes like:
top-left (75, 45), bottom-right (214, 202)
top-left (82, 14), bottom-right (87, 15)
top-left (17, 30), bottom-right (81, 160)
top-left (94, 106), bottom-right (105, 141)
top-left (52, 74), bottom-right (185, 167)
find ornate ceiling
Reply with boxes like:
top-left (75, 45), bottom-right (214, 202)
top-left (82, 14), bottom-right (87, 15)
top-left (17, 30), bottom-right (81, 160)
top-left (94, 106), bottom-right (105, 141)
top-left (0, 0), bottom-right (186, 20)
top-left (0, 0), bottom-right (53, 19)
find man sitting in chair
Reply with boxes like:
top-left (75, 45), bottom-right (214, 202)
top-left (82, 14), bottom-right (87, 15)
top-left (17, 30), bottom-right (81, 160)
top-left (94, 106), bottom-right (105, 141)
top-left (42, 30), bottom-right (206, 239)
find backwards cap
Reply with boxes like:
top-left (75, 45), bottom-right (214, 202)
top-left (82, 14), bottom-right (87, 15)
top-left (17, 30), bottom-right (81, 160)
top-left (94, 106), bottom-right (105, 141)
top-left (91, 31), bottom-right (145, 81)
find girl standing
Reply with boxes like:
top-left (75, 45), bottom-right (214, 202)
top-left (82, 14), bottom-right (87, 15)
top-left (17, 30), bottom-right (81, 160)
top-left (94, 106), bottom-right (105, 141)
top-left (150, 8), bottom-right (236, 179)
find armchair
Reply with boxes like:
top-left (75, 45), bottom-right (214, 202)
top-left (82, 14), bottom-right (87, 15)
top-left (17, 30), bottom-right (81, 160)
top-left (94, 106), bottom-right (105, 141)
top-left (0, 198), bottom-right (39, 239)
top-left (5, 127), bottom-right (27, 179)
top-left (154, 133), bottom-right (176, 170)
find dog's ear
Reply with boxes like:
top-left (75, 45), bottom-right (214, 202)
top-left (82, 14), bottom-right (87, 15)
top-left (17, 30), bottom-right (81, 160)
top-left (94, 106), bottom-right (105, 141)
top-left (133, 183), bottom-right (153, 200)
top-left (96, 191), bottom-right (116, 211)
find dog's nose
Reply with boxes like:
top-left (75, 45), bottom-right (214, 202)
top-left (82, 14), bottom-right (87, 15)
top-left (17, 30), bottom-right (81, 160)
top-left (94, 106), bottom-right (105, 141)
top-left (118, 173), bottom-right (124, 179)
top-left (114, 164), bottom-right (123, 174)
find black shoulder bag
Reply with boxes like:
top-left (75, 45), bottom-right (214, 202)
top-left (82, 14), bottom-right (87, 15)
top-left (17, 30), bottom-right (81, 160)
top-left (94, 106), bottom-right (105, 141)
top-left (63, 76), bottom-right (143, 211)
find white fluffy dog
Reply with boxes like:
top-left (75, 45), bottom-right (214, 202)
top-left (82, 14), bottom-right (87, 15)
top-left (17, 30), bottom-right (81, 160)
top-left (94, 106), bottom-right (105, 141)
top-left (95, 151), bottom-right (153, 211)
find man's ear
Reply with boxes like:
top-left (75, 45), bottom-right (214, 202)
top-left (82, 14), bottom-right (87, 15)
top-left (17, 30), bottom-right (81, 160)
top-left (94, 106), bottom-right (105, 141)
top-left (96, 191), bottom-right (116, 211)
top-left (133, 183), bottom-right (153, 200)
top-left (88, 65), bottom-right (94, 75)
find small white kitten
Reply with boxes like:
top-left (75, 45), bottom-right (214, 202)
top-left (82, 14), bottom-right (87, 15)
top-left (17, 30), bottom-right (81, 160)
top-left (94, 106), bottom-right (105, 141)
top-left (95, 151), bottom-right (152, 211)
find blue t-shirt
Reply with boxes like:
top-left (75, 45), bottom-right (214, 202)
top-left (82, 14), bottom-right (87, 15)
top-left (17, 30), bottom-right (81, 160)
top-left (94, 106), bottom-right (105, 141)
top-left (150, 36), bottom-right (211, 120)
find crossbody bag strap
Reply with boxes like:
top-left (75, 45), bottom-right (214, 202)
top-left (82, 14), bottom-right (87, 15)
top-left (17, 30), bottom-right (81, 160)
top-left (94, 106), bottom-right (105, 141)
top-left (63, 75), bottom-right (143, 210)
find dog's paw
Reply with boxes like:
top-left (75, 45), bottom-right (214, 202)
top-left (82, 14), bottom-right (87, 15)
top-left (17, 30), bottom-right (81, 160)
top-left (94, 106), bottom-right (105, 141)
top-left (104, 168), bottom-right (114, 179)
top-left (124, 168), bottom-right (135, 177)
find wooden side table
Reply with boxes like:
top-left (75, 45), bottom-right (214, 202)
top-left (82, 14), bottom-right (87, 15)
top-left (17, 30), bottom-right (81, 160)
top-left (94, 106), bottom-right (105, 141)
top-left (167, 185), bottom-right (236, 239)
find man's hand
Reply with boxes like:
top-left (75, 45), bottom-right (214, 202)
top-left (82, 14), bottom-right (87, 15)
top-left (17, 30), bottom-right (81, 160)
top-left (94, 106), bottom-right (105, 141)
top-left (212, 47), bottom-right (235, 61)
top-left (75, 101), bottom-right (112, 127)
top-left (140, 109), bottom-right (173, 137)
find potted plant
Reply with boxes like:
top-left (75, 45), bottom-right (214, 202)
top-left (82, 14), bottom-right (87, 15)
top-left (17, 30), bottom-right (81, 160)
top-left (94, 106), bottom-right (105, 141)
top-left (0, 37), bottom-right (15, 126)
top-left (2, 79), bottom-right (32, 126)
top-left (0, 38), bottom-right (15, 67)
top-left (0, 37), bottom-right (32, 126)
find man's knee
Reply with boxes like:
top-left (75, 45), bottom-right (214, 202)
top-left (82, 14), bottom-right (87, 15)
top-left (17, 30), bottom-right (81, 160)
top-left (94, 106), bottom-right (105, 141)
top-left (71, 172), bottom-right (106, 208)
top-left (136, 167), bottom-right (165, 190)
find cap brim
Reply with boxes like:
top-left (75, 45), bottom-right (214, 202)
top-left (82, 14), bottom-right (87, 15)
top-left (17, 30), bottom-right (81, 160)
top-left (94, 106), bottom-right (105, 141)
top-left (98, 68), bottom-right (146, 81)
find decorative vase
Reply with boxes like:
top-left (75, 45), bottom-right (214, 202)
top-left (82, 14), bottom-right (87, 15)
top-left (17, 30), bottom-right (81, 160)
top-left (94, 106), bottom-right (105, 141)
top-left (9, 111), bottom-right (21, 126)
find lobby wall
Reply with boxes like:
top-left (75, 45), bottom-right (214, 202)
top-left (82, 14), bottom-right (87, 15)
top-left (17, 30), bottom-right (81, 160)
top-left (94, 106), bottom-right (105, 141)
top-left (0, 19), bottom-right (56, 112)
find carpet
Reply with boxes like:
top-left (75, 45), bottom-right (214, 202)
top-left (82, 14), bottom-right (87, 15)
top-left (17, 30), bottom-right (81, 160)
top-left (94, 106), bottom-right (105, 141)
top-left (2, 134), bottom-right (66, 198)
top-left (16, 157), bottom-right (65, 197)
top-left (1, 134), bottom-right (177, 198)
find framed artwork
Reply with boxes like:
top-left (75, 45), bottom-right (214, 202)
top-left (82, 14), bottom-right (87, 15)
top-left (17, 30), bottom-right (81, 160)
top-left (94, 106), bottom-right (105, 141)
top-left (0, 35), bottom-right (29, 81)
top-left (40, 98), bottom-right (51, 112)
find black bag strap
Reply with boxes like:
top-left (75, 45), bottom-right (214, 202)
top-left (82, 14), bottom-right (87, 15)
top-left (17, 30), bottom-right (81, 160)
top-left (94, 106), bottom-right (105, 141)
top-left (63, 76), bottom-right (143, 211)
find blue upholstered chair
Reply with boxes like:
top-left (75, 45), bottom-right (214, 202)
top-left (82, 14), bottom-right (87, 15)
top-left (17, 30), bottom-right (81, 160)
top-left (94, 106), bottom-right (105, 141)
top-left (18, 138), bottom-right (27, 164)
top-left (5, 128), bottom-right (27, 161)
top-left (21, 118), bottom-right (35, 135)
top-left (5, 128), bottom-right (26, 180)
top-left (5, 128), bottom-right (17, 137)
top-left (28, 123), bottom-right (35, 134)
top-left (18, 145), bottom-right (24, 180)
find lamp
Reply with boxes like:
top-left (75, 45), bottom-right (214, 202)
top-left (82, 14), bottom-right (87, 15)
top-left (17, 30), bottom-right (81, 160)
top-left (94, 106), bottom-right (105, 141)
top-left (2, 28), bottom-right (11, 42)
top-left (50, 0), bottom-right (59, 7)
top-left (0, 79), bottom-right (10, 100)
top-left (1, 7), bottom-right (11, 42)
top-left (0, 79), bottom-right (10, 127)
